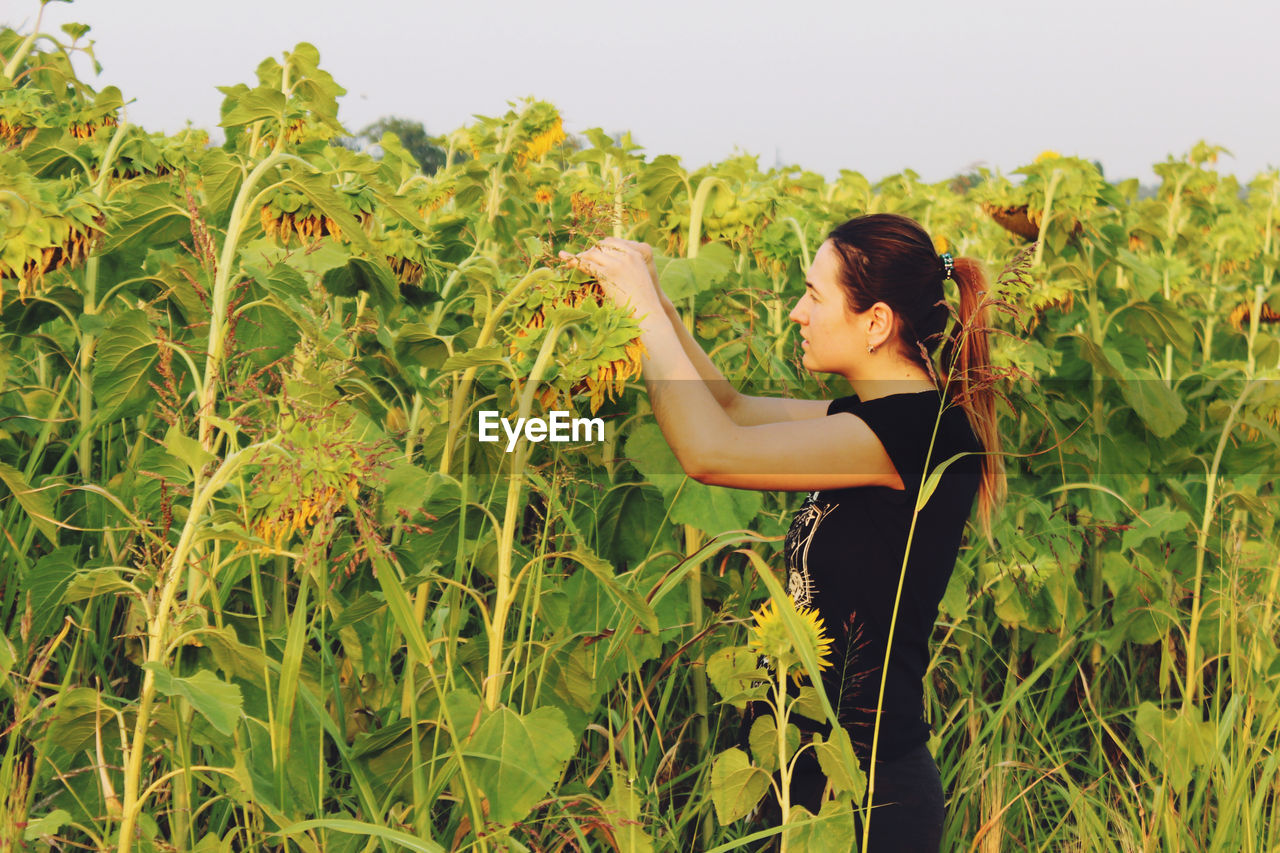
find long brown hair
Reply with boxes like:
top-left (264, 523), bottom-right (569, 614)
top-left (826, 213), bottom-right (1006, 544)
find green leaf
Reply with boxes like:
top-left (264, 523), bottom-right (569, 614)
top-left (1075, 335), bottom-right (1124, 381)
top-left (790, 685), bottom-right (826, 723)
top-left (709, 747), bottom-right (769, 825)
top-left (623, 422), bottom-right (761, 535)
top-left (812, 727), bottom-right (866, 799)
top-left (219, 87), bottom-right (287, 129)
top-left (381, 461), bottom-right (432, 523)
top-left (257, 260), bottom-right (311, 307)
top-left (19, 547), bottom-right (78, 644)
top-left (143, 664), bottom-right (244, 736)
top-left (1124, 299), bottom-right (1196, 358)
top-left (463, 705), bottom-right (576, 826)
top-left (321, 257), bottom-right (398, 315)
top-left (1133, 701), bottom-right (1216, 791)
top-left (62, 567), bottom-right (134, 603)
top-left (23, 809), bottom-right (71, 842)
top-left (553, 643), bottom-right (604, 711)
top-left (1116, 366), bottom-right (1187, 438)
top-left (670, 483), bottom-right (762, 538)
top-left (93, 309), bottom-right (158, 420)
top-left (1122, 502), bottom-right (1192, 552)
top-left (783, 800), bottom-right (857, 853)
top-left (164, 424), bottom-right (216, 476)
top-left (201, 627), bottom-right (272, 690)
top-left (394, 324), bottom-right (460, 369)
top-left (592, 483), bottom-right (669, 567)
top-left (748, 714), bottom-right (799, 773)
top-left (0, 461), bottom-right (58, 546)
top-left (99, 183), bottom-right (190, 255)
top-left (915, 450), bottom-right (975, 512)
top-left (567, 548), bottom-right (659, 635)
top-left (656, 247), bottom-right (732, 300)
top-left (705, 645), bottom-right (767, 709)
top-left (440, 345), bottom-right (508, 371)
top-left (274, 819), bottom-right (444, 853)
top-left (601, 775), bottom-right (655, 853)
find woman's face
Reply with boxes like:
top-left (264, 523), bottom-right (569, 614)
top-left (789, 240), bottom-right (870, 375)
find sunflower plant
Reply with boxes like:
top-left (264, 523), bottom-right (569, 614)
top-left (0, 152), bottom-right (104, 305)
top-left (705, 593), bottom-right (862, 852)
top-left (505, 269), bottom-right (647, 413)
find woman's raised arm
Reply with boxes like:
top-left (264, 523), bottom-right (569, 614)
top-left (592, 239), bottom-right (829, 427)
top-left (561, 240), bottom-right (900, 492)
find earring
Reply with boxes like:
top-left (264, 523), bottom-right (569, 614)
top-left (867, 344), bottom-right (877, 354)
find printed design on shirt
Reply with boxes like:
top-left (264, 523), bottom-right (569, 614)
top-left (784, 492), bottom-right (837, 609)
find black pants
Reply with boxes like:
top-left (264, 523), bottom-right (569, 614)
top-left (767, 741), bottom-right (945, 852)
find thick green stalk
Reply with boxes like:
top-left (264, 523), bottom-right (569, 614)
top-left (782, 217), bottom-right (811, 272)
top-left (1031, 169), bottom-right (1062, 268)
top-left (439, 267), bottom-right (551, 473)
top-left (483, 324), bottom-right (564, 710)
top-left (1, 2), bottom-right (45, 80)
top-left (197, 151), bottom-right (292, 450)
top-left (116, 447), bottom-right (258, 853)
top-left (775, 668), bottom-right (792, 853)
top-left (687, 176), bottom-right (727, 262)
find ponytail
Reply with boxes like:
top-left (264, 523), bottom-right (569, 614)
top-left (825, 214), bottom-right (1007, 547)
top-left (938, 257), bottom-right (1006, 548)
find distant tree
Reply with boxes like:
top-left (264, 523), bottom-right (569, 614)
top-left (352, 116), bottom-right (447, 174)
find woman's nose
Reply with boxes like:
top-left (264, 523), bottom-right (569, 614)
top-left (789, 300), bottom-right (805, 324)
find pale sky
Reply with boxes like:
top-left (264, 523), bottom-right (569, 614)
top-left (12, 0), bottom-right (1280, 184)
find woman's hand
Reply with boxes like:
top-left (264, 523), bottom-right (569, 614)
top-left (559, 238), bottom-right (663, 319)
top-left (613, 238), bottom-right (677, 313)
top-left (612, 238), bottom-right (660, 289)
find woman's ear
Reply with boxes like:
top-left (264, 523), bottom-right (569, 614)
top-left (867, 301), bottom-right (896, 346)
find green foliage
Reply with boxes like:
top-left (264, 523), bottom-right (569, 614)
top-left (1, 8), bottom-right (1278, 853)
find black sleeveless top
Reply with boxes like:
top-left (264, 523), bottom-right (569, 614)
top-left (784, 389), bottom-right (983, 764)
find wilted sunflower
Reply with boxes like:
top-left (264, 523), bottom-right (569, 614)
top-left (746, 597), bottom-right (833, 677)
top-left (68, 114), bottom-right (117, 140)
top-left (259, 205), bottom-right (341, 246)
top-left (1228, 301), bottom-right (1280, 333)
top-left (0, 168), bottom-right (104, 306)
top-left (253, 475), bottom-right (360, 549)
top-left (508, 275), bottom-right (648, 414)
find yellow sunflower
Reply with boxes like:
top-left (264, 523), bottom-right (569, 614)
top-left (521, 117), bottom-right (565, 164)
top-left (746, 597), bottom-right (833, 674)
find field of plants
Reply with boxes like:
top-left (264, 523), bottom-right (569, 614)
top-left (3, 9), bottom-right (1280, 853)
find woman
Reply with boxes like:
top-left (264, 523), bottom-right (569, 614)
top-left (561, 213), bottom-right (1005, 852)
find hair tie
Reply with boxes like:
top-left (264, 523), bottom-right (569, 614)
top-left (940, 252), bottom-right (955, 280)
